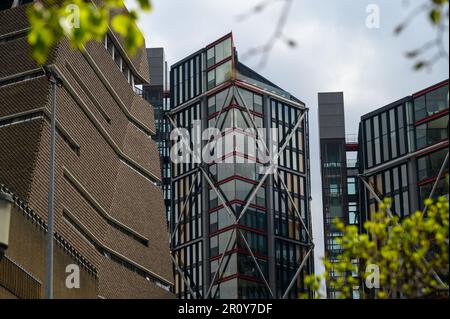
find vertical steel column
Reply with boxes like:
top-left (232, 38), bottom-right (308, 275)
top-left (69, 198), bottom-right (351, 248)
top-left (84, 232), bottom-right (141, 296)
top-left (264, 94), bottom-right (277, 296)
top-left (201, 94), bottom-right (210, 298)
top-left (45, 69), bottom-right (57, 299)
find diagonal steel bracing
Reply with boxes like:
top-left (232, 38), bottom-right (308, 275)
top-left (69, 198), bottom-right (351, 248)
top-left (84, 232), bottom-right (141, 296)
top-left (236, 111), bottom-right (308, 224)
top-left (167, 86), bottom-right (313, 299)
top-left (282, 247), bottom-right (314, 299)
top-left (236, 229), bottom-right (275, 297)
top-left (359, 175), bottom-right (393, 218)
top-left (168, 109), bottom-right (271, 299)
top-left (236, 89), bottom-right (315, 298)
top-left (170, 253), bottom-right (198, 298)
top-left (169, 169), bottom-right (201, 246)
top-left (421, 151), bottom-right (449, 216)
top-left (359, 173), bottom-right (448, 290)
top-left (201, 165), bottom-right (275, 298)
top-left (166, 115), bottom-right (204, 297)
top-left (168, 90), bottom-right (245, 299)
top-left (211, 86), bottom-right (234, 130)
top-left (275, 175), bottom-right (312, 240)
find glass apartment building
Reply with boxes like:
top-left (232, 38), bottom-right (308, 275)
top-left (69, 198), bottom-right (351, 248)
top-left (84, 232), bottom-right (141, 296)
top-left (319, 80), bottom-right (448, 298)
top-left (143, 48), bottom-right (172, 223)
top-left (167, 33), bottom-right (314, 299)
top-left (318, 92), bottom-right (360, 299)
top-left (358, 79), bottom-right (449, 224)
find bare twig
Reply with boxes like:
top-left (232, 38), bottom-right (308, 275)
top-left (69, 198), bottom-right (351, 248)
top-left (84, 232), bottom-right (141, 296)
top-left (238, 0), bottom-right (295, 69)
top-left (396, 0), bottom-right (449, 70)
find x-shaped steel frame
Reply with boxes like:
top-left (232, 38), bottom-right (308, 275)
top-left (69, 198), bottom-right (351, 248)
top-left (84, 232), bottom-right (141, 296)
top-left (204, 87), bottom-right (313, 298)
top-left (165, 87), bottom-right (234, 298)
top-left (166, 84), bottom-right (314, 299)
top-left (358, 151), bottom-right (449, 291)
top-left (234, 87), bottom-right (315, 299)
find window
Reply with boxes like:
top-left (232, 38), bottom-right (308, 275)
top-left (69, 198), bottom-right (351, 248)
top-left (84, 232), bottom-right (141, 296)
top-left (214, 278), bottom-right (238, 299)
top-left (210, 208), bottom-right (234, 232)
top-left (207, 37), bottom-right (232, 67)
top-left (414, 84), bottom-right (449, 122)
top-left (365, 118), bottom-right (373, 168)
top-left (347, 177), bottom-right (357, 195)
top-left (389, 108), bottom-right (398, 158)
top-left (398, 105), bottom-right (407, 155)
top-left (240, 207), bottom-right (267, 230)
top-left (425, 84), bottom-right (449, 116)
top-left (172, 54), bottom-right (202, 106)
top-left (415, 115), bottom-right (448, 149)
top-left (217, 61), bottom-right (232, 86)
top-left (235, 180), bottom-right (253, 201)
top-left (207, 58), bottom-right (232, 90)
top-left (238, 230), bottom-right (267, 255)
top-left (419, 178), bottom-right (449, 207)
top-left (414, 95), bottom-right (426, 122)
top-left (207, 70), bottom-right (216, 90)
top-left (236, 163), bottom-right (256, 181)
top-left (220, 180), bottom-right (236, 202)
top-left (207, 47), bottom-right (215, 68)
top-left (417, 148), bottom-right (448, 181)
top-left (254, 94), bottom-right (263, 113)
top-left (217, 163), bottom-right (234, 181)
top-left (367, 163), bottom-right (409, 218)
top-left (384, 170), bottom-right (391, 194)
top-left (381, 112), bottom-right (389, 161)
top-left (271, 99), bottom-right (305, 172)
top-left (103, 35), bottom-right (136, 89)
top-left (208, 88), bottom-right (230, 115)
top-left (239, 88), bottom-right (254, 110)
top-left (210, 230), bottom-right (236, 257)
top-left (348, 203), bottom-right (358, 225)
top-left (365, 118), bottom-right (372, 142)
top-left (373, 115), bottom-right (381, 165)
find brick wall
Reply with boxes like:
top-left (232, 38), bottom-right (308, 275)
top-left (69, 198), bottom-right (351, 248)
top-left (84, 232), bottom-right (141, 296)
top-left (0, 1), bottom-right (173, 298)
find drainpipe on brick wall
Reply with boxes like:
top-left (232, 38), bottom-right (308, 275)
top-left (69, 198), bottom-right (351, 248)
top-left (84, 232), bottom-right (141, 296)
top-left (44, 66), bottom-right (62, 299)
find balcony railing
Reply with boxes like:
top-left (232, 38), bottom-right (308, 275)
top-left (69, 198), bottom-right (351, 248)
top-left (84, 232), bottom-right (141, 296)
top-left (346, 134), bottom-right (358, 144)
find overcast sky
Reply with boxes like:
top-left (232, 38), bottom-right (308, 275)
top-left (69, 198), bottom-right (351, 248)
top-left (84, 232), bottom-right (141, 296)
top-left (125, 0), bottom-right (449, 289)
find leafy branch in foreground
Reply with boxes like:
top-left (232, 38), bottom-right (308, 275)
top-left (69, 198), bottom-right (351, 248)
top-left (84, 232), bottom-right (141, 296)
top-left (303, 195), bottom-right (449, 299)
top-left (395, 0), bottom-right (449, 70)
top-left (27, 0), bottom-right (152, 65)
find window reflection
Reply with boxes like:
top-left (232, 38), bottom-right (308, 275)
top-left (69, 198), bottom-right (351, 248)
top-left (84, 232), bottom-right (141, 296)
top-left (208, 60), bottom-right (232, 90)
top-left (415, 116), bottom-right (448, 149)
top-left (207, 37), bottom-right (232, 68)
top-left (414, 84), bottom-right (449, 122)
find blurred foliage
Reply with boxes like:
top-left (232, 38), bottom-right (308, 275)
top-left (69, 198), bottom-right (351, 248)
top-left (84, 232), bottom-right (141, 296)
top-left (303, 194), bottom-right (449, 299)
top-left (395, 0), bottom-right (449, 70)
top-left (27, 0), bottom-right (152, 65)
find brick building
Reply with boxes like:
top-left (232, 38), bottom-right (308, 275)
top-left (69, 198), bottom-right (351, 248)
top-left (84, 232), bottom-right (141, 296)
top-left (0, 1), bottom-right (173, 298)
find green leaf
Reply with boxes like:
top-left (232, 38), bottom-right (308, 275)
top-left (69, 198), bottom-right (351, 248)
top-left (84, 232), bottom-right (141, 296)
top-left (430, 9), bottom-right (441, 24)
top-left (137, 0), bottom-right (152, 11)
top-left (432, 0), bottom-right (448, 5)
top-left (414, 61), bottom-right (427, 70)
top-left (111, 12), bottom-right (144, 56)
